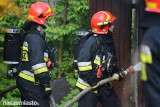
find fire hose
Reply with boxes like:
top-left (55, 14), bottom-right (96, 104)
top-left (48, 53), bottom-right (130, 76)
top-left (64, 62), bottom-right (141, 107)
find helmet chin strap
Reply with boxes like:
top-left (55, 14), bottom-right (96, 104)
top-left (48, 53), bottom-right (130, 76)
top-left (37, 26), bottom-right (43, 31)
top-left (108, 25), bottom-right (114, 33)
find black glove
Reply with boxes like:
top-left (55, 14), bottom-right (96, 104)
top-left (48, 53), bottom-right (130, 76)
top-left (7, 68), bottom-right (19, 77)
top-left (7, 64), bottom-right (20, 78)
top-left (118, 72), bottom-right (126, 81)
top-left (90, 82), bottom-right (100, 90)
top-left (48, 48), bottom-right (57, 65)
top-left (43, 84), bottom-right (52, 98)
top-left (35, 73), bottom-right (52, 98)
top-left (113, 72), bottom-right (126, 81)
top-left (73, 69), bottom-right (79, 79)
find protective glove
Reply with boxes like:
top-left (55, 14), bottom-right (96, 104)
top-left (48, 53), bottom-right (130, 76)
top-left (73, 69), bottom-right (79, 79)
top-left (7, 68), bottom-right (18, 77)
top-left (118, 72), bottom-right (126, 81)
top-left (43, 84), bottom-right (52, 98)
top-left (113, 72), bottom-right (126, 81)
top-left (90, 82), bottom-right (100, 90)
top-left (35, 73), bottom-right (52, 98)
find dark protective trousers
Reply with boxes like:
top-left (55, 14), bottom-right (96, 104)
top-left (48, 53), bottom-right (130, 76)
top-left (78, 86), bottom-right (121, 107)
top-left (143, 83), bottom-right (160, 107)
top-left (16, 77), bottom-right (50, 107)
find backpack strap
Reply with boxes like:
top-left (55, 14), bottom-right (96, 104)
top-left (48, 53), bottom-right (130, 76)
top-left (94, 35), bottom-right (104, 78)
top-left (92, 34), bottom-right (103, 60)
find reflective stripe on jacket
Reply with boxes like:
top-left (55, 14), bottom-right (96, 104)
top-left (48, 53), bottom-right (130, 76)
top-left (76, 77), bottom-right (90, 90)
top-left (19, 70), bottom-right (35, 82)
top-left (77, 34), bottom-right (118, 90)
top-left (19, 30), bottom-right (49, 82)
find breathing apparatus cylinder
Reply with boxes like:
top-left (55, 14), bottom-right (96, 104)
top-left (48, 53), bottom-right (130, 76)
top-left (3, 26), bottom-right (21, 64)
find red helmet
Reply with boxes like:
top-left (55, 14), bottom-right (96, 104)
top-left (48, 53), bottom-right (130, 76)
top-left (27, 2), bottom-right (54, 26)
top-left (91, 11), bottom-right (116, 34)
top-left (145, 0), bottom-right (160, 13)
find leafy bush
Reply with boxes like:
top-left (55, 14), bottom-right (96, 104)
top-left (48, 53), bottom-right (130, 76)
top-left (0, 0), bottom-right (89, 106)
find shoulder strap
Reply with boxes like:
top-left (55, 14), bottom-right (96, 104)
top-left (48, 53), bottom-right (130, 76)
top-left (92, 35), bottom-right (103, 62)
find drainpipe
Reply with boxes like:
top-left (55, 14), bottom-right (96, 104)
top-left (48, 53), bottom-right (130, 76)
top-left (130, 0), bottom-right (139, 107)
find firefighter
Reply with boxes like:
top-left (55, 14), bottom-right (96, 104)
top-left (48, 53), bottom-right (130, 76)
top-left (139, 0), bottom-right (160, 107)
top-left (76, 11), bottom-right (125, 107)
top-left (16, 2), bottom-right (54, 107)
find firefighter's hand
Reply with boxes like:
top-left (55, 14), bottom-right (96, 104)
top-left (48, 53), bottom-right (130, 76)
top-left (127, 66), bottom-right (135, 74)
top-left (43, 84), bottom-right (52, 98)
top-left (35, 73), bottom-right (52, 97)
top-left (73, 69), bottom-right (79, 79)
top-left (113, 72), bottom-right (126, 81)
top-left (90, 82), bottom-right (100, 90)
top-left (7, 68), bottom-right (18, 77)
top-left (118, 72), bottom-right (126, 81)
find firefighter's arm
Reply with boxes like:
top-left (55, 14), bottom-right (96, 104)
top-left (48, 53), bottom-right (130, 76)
top-left (27, 34), bottom-right (51, 97)
top-left (108, 56), bottom-right (125, 81)
top-left (78, 37), bottom-right (98, 86)
top-left (46, 48), bottom-right (57, 71)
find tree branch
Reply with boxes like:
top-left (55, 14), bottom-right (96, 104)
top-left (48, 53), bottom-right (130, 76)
top-left (0, 84), bottom-right (17, 99)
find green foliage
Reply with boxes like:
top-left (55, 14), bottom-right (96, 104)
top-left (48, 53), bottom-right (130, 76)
top-left (48, 0), bottom-right (89, 106)
top-left (0, 60), bottom-right (21, 107)
top-left (45, 0), bottom-right (90, 42)
top-left (0, 0), bottom-right (34, 42)
top-left (0, 0), bottom-right (41, 106)
top-left (0, 0), bottom-right (89, 106)
top-left (57, 72), bottom-right (79, 107)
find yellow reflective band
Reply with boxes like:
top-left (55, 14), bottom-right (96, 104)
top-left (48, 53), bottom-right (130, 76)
top-left (34, 67), bottom-right (48, 74)
top-left (74, 69), bottom-right (78, 73)
top-left (147, 2), bottom-right (157, 9)
top-left (93, 90), bottom-right (98, 93)
top-left (93, 28), bottom-right (98, 32)
top-left (105, 13), bottom-right (111, 22)
top-left (76, 82), bottom-right (98, 93)
top-left (19, 72), bottom-right (35, 82)
top-left (141, 62), bottom-right (147, 81)
top-left (28, 15), bottom-right (34, 20)
top-left (113, 73), bottom-right (119, 80)
top-left (44, 57), bottom-right (48, 62)
top-left (45, 6), bottom-right (52, 14)
top-left (76, 82), bottom-right (88, 90)
top-left (94, 59), bottom-right (100, 65)
top-left (78, 65), bottom-right (92, 71)
top-left (140, 53), bottom-right (152, 64)
top-left (97, 21), bottom-right (109, 26)
top-left (45, 87), bottom-right (52, 91)
top-left (22, 46), bottom-right (28, 51)
top-left (94, 59), bottom-right (105, 65)
top-left (91, 83), bottom-right (99, 89)
top-left (22, 51), bottom-right (29, 61)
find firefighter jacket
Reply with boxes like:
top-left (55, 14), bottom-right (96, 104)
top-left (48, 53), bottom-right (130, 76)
top-left (18, 30), bottom-right (50, 84)
top-left (76, 31), bottom-right (119, 90)
top-left (139, 12), bottom-right (160, 107)
top-left (140, 26), bottom-right (160, 106)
